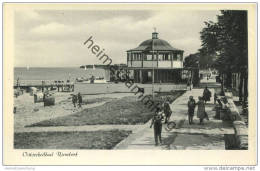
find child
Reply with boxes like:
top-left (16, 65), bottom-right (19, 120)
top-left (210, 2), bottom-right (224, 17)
top-left (150, 107), bottom-right (165, 146)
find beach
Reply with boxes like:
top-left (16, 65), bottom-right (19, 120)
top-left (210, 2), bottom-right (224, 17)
top-left (14, 90), bottom-right (136, 131)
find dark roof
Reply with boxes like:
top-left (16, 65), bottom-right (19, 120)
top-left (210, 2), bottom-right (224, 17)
top-left (127, 36), bottom-right (183, 52)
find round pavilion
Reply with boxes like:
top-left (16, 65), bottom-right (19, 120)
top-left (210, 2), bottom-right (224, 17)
top-left (126, 32), bottom-right (185, 83)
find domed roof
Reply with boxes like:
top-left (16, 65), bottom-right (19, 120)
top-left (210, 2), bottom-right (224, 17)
top-left (127, 32), bottom-right (183, 52)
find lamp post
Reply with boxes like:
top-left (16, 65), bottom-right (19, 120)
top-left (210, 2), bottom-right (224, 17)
top-left (151, 28), bottom-right (156, 99)
top-left (196, 60), bottom-right (200, 86)
top-left (152, 38), bottom-right (154, 99)
top-left (196, 60), bottom-right (200, 70)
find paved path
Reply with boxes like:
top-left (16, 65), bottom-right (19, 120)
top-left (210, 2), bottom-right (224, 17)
top-left (115, 86), bottom-right (234, 150)
top-left (15, 125), bottom-right (144, 133)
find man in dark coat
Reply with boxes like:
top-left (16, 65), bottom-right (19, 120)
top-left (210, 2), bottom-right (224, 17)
top-left (77, 93), bottom-right (82, 108)
top-left (150, 107), bottom-right (165, 146)
top-left (72, 94), bottom-right (77, 108)
top-left (187, 96), bottom-right (196, 125)
top-left (197, 96), bottom-right (206, 124)
top-left (203, 86), bottom-right (211, 103)
top-left (214, 92), bottom-right (217, 104)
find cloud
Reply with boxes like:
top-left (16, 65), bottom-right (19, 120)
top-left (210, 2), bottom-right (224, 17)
top-left (30, 22), bottom-right (72, 36)
top-left (16, 10), bottom-right (40, 21)
top-left (15, 9), bottom-right (220, 67)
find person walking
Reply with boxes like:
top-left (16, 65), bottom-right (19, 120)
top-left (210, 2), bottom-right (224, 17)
top-left (163, 97), bottom-right (172, 124)
top-left (203, 86), bottom-right (211, 104)
top-left (187, 80), bottom-right (190, 91)
top-left (72, 94), bottom-right (77, 108)
top-left (150, 107), bottom-right (165, 146)
top-left (77, 92), bottom-right (82, 108)
top-left (214, 92), bottom-right (217, 104)
top-left (197, 96), bottom-right (206, 125)
top-left (187, 96), bottom-right (196, 125)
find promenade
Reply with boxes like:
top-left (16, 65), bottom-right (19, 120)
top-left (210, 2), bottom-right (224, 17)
top-left (115, 79), bottom-right (234, 150)
top-left (15, 78), bottom-right (235, 150)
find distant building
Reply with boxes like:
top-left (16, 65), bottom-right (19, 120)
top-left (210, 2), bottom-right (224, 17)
top-left (126, 32), bottom-right (185, 83)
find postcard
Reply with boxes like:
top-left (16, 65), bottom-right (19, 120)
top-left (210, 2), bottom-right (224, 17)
top-left (3, 3), bottom-right (257, 165)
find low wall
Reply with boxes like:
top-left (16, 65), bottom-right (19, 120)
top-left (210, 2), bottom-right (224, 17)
top-left (74, 83), bottom-right (187, 95)
top-left (217, 92), bottom-right (248, 150)
top-left (233, 121), bottom-right (248, 149)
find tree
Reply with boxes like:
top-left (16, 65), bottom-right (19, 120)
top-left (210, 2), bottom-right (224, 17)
top-left (184, 53), bottom-right (200, 86)
top-left (200, 10), bottom-right (248, 102)
top-left (184, 53), bottom-right (199, 68)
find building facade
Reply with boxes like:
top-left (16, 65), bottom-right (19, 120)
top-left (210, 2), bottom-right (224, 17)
top-left (126, 32), bottom-right (185, 84)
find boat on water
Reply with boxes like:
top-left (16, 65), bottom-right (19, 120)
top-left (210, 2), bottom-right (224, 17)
top-left (77, 64), bottom-right (106, 83)
top-left (76, 76), bottom-right (107, 84)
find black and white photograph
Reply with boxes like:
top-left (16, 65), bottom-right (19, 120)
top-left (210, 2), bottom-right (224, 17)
top-left (3, 2), bottom-right (257, 166)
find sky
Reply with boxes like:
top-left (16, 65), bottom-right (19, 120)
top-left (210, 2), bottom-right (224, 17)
top-left (15, 9), bottom-right (220, 67)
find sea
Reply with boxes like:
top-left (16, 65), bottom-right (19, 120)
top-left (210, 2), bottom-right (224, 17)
top-left (13, 67), bottom-right (132, 94)
top-left (14, 67), bottom-right (107, 81)
top-left (14, 67), bottom-right (186, 94)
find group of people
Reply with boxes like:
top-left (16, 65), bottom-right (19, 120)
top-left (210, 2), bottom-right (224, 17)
top-left (72, 92), bottom-right (83, 108)
top-left (187, 86), bottom-right (211, 125)
top-left (150, 86), bottom-right (212, 146)
top-left (187, 96), bottom-right (209, 125)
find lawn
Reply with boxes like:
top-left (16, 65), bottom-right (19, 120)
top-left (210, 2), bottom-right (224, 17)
top-left (82, 97), bottom-right (115, 105)
top-left (65, 96), bottom-right (114, 105)
top-left (27, 91), bottom-right (185, 126)
top-left (14, 130), bottom-right (131, 149)
top-left (153, 90), bottom-right (186, 104)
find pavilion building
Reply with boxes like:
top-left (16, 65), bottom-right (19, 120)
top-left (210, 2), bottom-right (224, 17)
top-left (126, 32), bottom-right (185, 84)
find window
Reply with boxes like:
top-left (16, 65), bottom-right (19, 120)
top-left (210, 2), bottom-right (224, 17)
top-left (173, 54), bottom-right (177, 61)
top-left (127, 53), bottom-right (131, 61)
top-left (128, 54), bottom-right (131, 61)
top-left (165, 54), bottom-right (169, 61)
top-left (158, 54), bottom-right (163, 61)
top-left (135, 53), bottom-right (141, 61)
top-left (177, 54), bottom-right (181, 60)
top-left (143, 55), bottom-right (147, 61)
top-left (139, 54), bottom-right (143, 61)
top-left (146, 54), bottom-right (153, 60)
top-left (159, 54), bottom-right (170, 61)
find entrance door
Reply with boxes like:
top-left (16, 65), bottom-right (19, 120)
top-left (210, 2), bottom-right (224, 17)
top-left (147, 71), bottom-right (152, 83)
top-left (141, 70), bottom-right (152, 83)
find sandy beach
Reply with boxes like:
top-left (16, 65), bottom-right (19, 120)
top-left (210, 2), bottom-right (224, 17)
top-left (13, 81), bottom-right (186, 131)
top-left (14, 91), bottom-right (135, 131)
